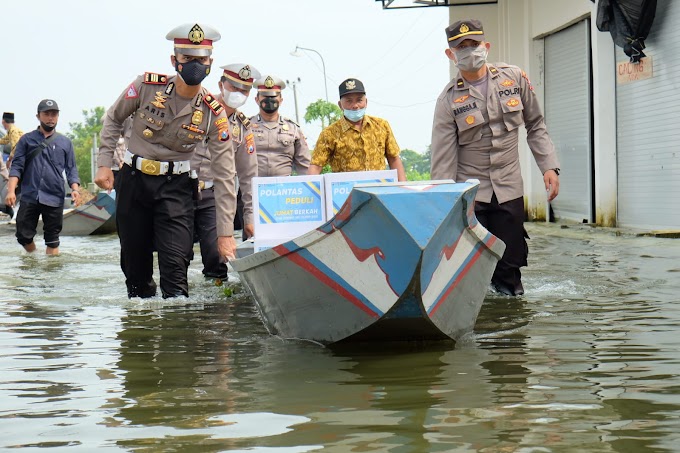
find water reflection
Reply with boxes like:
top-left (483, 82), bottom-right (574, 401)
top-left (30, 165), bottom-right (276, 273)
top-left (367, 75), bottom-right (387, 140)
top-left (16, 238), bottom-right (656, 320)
top-left (2, 226), bottom-right (680, 451)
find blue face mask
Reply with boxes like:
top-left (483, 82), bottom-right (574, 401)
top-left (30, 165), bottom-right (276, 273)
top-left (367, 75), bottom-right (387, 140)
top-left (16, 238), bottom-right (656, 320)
top-left (344, 108), bottom-right (366, 122)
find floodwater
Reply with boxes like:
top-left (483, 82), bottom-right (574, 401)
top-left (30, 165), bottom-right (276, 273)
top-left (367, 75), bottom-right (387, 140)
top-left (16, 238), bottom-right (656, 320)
top-left (1, 222), bottom-right (680, 452)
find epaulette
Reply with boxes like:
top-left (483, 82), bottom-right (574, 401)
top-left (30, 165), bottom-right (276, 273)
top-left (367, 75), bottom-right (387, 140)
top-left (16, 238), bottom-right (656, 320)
top-left (488, 66), bottom-right (499, 75)
top-left (204, 93), bottom-right (224, 116)
top-left (143, 72), bottom-right (169, 85)
top-left (283, 117), bottom-right (300, 127)
top-left (236, 111), bottom-right (251, 129)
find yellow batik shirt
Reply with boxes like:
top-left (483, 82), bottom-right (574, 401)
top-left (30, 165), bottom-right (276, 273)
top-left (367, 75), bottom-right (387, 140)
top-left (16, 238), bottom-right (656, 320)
top-left (311, 115), bottom-right (400, 172)
top-left (0, 124), bottom-right (24, 158)
top-left (0, 124), bottom-right (25, 158)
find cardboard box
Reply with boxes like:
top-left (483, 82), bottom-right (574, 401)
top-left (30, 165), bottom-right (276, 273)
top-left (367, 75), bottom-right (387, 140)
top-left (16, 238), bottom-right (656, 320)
top-left (252, 175), bottom-right (326, 240)
top-left (323, 170), bottom-right (398, 219)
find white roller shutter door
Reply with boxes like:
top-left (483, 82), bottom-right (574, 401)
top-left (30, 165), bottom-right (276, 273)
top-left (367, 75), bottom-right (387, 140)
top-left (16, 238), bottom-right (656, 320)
top-left (616, 0), bottom-right (680, 229)
top-left (544, 19), bottom-right (593, 223)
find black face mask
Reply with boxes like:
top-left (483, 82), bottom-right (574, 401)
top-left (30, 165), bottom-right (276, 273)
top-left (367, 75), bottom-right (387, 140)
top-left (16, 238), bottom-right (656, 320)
top-left (175, 59), bottom-right (210, 86)
top-left (259, 97), bottom-right (279, 114)
top-left (40, 122), bottom-right (56, 132)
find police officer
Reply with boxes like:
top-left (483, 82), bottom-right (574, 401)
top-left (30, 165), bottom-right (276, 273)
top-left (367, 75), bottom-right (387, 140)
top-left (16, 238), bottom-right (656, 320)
top-left (430, 19), bottom-right (561, 296)
top-left (250, 75), bottom-right (310, 177)
top-left (95, 23), bottom-right (238, 298)
top-left (191, 63), bottom-right (260, 278)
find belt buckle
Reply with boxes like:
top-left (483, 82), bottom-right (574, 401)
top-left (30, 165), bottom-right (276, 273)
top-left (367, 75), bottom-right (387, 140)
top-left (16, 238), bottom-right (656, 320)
top-left (141, 158), bottom-right (161, 176)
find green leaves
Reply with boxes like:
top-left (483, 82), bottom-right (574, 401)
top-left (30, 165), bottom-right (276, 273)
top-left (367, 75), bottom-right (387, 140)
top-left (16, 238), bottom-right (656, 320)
top-left (66, 107), bottom-right (106, 185)
top-left (304, 99), bottom-right (341, 129)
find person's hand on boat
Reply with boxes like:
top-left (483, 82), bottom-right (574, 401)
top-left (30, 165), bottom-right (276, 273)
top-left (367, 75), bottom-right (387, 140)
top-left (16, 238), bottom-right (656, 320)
top-left (218, 235), bottom-right (237, 262)
top-left (94, 166), bottom-right (115, 192)
top-left (71, 188), bottom-right (82, 206)
top-left (244, 224), bottom-right (255, 239)
top-left (544, 169), bottom-right (560, 202)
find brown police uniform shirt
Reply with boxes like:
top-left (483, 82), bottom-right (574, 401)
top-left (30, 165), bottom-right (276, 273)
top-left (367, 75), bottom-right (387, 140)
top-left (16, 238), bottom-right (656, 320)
top-left (430, 63), bottom-right (560, 204)
top-left (249, 114), bottom-right (310, 177)
top-left (98, 73), bottom-right (237, 236)
top-left (191, 105), bottom-right (258, 225)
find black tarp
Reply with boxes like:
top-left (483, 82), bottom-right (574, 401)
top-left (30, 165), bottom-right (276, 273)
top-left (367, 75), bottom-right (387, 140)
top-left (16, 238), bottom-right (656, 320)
top-left (596, 0), bottom-right (657, 62)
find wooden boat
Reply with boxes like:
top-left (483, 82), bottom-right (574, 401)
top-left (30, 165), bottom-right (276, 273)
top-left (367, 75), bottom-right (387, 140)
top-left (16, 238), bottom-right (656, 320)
top-left (231, 180), bottom-right (506, 345)
top-left (59, 190), bottom-right (116, 236)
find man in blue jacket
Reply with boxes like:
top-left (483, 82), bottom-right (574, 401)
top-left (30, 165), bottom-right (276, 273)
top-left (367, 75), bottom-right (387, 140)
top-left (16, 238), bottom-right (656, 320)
top-left (4, 99), bottom-right (81, 255)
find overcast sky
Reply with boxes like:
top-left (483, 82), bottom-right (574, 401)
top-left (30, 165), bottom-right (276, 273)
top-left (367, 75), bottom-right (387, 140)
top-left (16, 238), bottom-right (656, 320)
top-left (2, 0), bottom-right (452, 154)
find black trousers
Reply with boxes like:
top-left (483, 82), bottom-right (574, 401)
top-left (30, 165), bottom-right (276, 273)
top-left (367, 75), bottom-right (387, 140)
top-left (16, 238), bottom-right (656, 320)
top-left (234, 188), bottom-right (245, 234)
top-left (474, 194), bottom-right (528, 295)
top-left (193, 188), bottom-right (228, 279)
top-left (116, 164), bottom-right (194, 298)
top-left (16, 201), bottom-right (63, 248)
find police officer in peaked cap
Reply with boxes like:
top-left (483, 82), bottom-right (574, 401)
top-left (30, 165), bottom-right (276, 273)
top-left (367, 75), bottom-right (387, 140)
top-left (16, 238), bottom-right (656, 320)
top-left (250, 74), bottom-right (310, 179)
top-left (190, 62), bottom-right (261, 278)
top-left (431, 19), bottom-right (561, 296)
top-left (95, 22), bottom-right (238, 299)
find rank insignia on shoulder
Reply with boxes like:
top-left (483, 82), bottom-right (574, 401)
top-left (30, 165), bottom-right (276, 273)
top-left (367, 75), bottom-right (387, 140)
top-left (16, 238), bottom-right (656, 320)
top-left (456, 79), bottom-right (464, 88)
top-left (125, 84), bottom-right (139, 99)
top-left (144, 72), bottom-right (168, 84)
top-left (236, 111), bottom-right (251, 129)
top-left (489, 66), bottom-right (499, 75)
top-left (284, 117), bottom-right (299, 127)
top-left (164, 82), bottom-right (175, 96)
top-left (204, 94), bottom-right (223, 115)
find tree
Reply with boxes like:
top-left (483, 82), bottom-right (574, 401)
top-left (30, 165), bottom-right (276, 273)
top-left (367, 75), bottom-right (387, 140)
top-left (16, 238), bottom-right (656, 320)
top-left (66, 107), bottom-right (105, 185)
top-left (304, 99), bottom-right (341, 129)
top-left (400, 148), bottom-right (431, 181)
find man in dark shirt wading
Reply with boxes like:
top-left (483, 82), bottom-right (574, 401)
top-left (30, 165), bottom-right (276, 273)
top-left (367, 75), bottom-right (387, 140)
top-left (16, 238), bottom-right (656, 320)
top-left (4, 99), bottom-right (81, 255)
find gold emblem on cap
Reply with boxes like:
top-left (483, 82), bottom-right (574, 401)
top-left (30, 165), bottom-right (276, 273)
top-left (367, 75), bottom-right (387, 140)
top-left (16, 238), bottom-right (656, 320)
top-left (143, 128), bottom-right (153, 138)
top-left (238, 65), bottom-right (251, 80)
top-left (264, 76), bottom-right (274, 88)
top-left (192, 110), bottom-right (203, 125)
top-left (345, 80), bottom-right (356, 90)
top-left (188, 24), bottom-right (205, 44)
top-left (151, 92), bottom-right (167, 109)
top-left (460, 23), bottom-right (470, 33)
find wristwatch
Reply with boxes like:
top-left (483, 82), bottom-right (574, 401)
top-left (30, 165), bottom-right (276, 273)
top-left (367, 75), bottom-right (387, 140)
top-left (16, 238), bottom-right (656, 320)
top-left (551, 168), bottom-right (560, 176)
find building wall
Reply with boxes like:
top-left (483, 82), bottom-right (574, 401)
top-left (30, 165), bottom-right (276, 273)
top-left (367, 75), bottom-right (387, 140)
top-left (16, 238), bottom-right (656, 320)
top-left (447, 0), bottom-right (618, 226)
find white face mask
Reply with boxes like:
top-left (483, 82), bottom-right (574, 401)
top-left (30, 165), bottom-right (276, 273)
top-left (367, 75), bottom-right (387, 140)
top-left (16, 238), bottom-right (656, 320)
top-left (453, 45), bottom-right (488, 72)
top-left (222, 89), bottom-right (248, 108)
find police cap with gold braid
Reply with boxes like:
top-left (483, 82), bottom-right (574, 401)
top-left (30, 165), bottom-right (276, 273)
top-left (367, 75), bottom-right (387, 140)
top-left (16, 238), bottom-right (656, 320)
top-left (166, 23), bottom-right (221, 57)
top-left (220, 63), bottom-right (261, 91)
top-left (254, 75), bottom-right (286, 96)
top-left (445, 19), bottom-right (485, 48)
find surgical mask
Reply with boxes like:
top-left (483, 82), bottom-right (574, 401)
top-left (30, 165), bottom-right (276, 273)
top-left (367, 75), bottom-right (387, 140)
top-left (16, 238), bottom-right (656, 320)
top-left (175, 59), bottom-right (211, 86)
top-left (40, 122), bottom-right (56, 132)
top-left (343, 108), bottom-right (366, 122)
top-left (222, 89), bottom-right (248, 108)
top-left (453, 45), bottom-right (488, 72)
top-left (259, 97), bottom-right (279, 114)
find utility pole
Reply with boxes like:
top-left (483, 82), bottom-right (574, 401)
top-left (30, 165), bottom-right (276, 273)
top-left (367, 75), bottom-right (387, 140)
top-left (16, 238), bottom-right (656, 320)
top-left (286, 77), bottom-right (302, 124)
